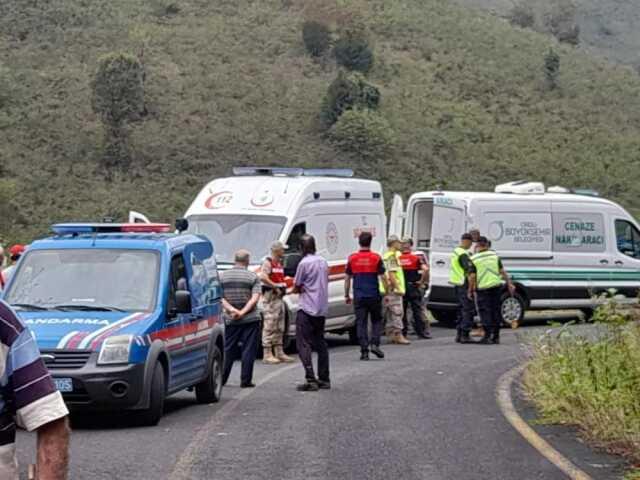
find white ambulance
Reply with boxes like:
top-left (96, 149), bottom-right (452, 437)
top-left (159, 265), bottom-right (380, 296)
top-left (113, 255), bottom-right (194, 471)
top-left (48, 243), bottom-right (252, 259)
top-left (389, 181), bottom-right (640, 326)
top-left (183, 167), bottom-right (386, 343)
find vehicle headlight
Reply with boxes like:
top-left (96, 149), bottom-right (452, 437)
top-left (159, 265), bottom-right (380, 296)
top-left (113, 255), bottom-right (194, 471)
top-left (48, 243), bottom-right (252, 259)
top-left (98, 335), bottom-right (133, 365)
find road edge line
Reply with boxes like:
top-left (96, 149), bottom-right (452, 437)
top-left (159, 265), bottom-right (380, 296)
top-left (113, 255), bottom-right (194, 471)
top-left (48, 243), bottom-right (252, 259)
top-left (496, 363), bottom-right (593, 480)
top-left (168, 363), bottom-right (299, 480)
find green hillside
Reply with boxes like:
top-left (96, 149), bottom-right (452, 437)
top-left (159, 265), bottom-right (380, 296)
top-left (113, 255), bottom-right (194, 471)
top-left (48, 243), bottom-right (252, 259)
top-left (1, 0), bottom-right (640, 244)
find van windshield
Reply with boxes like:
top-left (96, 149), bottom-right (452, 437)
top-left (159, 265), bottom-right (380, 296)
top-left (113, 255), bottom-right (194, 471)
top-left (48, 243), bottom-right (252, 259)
top-left (187, 214), bottom-right (286, 264)
top-left (4, 249), bottom-right (160, 312)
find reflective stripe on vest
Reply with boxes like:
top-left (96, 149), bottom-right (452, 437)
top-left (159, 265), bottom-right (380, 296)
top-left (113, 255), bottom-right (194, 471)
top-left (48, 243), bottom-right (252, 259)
top-left (471, 251), bottom-right (502, 290)
top-left (449, 247), bottom-right (468, 286)
top-left (379, 250), bottom-right (406, 295)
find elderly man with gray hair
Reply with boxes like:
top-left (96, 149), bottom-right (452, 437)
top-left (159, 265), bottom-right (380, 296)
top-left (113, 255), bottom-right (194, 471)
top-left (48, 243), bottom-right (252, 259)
top-left (259, 240), bottom-right (294, 364)
top-left (221, 249), bottom-right (262, 388)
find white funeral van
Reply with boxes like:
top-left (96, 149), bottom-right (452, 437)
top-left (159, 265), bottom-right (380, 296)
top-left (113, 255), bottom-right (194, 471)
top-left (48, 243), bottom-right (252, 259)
top-left (389, 181), bottom-right (640, 326)
top-left (184, 167), bottom-right (386, 343)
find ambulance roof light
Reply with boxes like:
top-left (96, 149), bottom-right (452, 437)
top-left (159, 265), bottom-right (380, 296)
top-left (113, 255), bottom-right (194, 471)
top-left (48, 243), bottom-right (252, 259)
top-left (232, 167), bottom-right (354, 178)
top-left (495, 181), bottom-right (545, 195)
top-left (51, 223), bottom-right (172, 235)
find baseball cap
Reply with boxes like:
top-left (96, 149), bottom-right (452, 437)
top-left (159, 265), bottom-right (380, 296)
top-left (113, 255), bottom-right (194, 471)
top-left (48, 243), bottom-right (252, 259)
top-left (401, 236), bottom-right (413, 244)
top-left (477, 236), bottom-right (490, 245)
top-left (270, 240), bottom-right (287, 251)
top-left (461, 233), bottom-right (472, 241)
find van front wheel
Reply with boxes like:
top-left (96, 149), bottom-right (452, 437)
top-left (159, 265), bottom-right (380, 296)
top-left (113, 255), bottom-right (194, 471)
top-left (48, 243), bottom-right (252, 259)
top-left (500, 292), bottom-right (525, 326)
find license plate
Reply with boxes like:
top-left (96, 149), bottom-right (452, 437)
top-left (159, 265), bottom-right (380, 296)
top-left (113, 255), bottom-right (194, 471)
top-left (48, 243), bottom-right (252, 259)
top-left (54, 378), bottom-right (73, 393)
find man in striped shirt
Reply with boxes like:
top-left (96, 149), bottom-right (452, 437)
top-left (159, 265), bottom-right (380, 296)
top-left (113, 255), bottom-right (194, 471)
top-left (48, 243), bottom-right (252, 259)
top-left (0, 301), bottom-right (70, 479)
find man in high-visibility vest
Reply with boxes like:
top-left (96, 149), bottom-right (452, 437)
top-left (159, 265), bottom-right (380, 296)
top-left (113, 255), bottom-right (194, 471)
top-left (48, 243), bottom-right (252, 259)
top-left (468, 236), bottom-right (516, 345)
top-left (380, 235), bottom-right (411, 345)
top-left (449, 233), bottom-right (474, 343)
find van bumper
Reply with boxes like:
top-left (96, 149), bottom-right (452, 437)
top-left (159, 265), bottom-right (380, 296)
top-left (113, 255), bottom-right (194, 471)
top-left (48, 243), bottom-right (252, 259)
top-left (50, 361), bottom-right (147, 411)
top-left (426, 285), bottom-right (458, 309)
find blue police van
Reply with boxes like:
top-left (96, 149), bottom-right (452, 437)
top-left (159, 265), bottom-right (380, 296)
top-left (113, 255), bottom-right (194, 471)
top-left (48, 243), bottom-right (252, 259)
top-left (2, 223), bottom-right (224, 425)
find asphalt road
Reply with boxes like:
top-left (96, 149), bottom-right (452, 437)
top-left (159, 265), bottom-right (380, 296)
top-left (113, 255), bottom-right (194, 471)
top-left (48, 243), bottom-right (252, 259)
top-left (15, 315), bottom-right (616, 480)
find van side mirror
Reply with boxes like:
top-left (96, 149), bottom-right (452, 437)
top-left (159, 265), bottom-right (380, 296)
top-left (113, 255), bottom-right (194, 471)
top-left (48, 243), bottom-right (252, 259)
top-left (175, 290), bottom-right (192, 314)
top-left (283, 253), bottom-right (303, 277)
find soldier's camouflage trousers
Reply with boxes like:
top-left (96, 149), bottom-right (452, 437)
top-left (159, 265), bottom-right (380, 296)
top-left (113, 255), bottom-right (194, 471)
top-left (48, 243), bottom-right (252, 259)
top-left (383, 294), bottom-right (404, 333)
top-left (262, 293), bottom-right (285, 347)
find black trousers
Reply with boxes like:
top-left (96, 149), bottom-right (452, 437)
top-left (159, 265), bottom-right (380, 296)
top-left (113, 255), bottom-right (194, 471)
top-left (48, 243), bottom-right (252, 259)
top-left (402, 286), bottom-right (426, 336)
top-left (296, 310), bottom-right (330, 383)
top-left (455, 286), bottom-right (474, 333)
top-left (223, 321), bottom-right (260, 385)
top-left (354, 297), bottom-right (383, 351)
top-left (476, 287), bottom-right (502, 339)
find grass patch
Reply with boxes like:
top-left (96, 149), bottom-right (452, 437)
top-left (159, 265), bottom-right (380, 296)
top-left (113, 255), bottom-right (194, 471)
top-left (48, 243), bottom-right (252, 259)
top-left (523, 304), bottom-right (640, 466)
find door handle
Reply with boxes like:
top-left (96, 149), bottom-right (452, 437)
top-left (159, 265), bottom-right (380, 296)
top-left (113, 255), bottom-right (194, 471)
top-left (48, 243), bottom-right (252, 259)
top-left (615, 260), bottom-right (624, 266)
top-left (436, 260), bottom-right (446, 266)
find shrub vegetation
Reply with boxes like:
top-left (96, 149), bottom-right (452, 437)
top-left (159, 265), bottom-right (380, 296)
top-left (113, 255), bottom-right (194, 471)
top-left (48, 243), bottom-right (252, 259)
top-left (523, 298), bottom-right (640, 464)
top-left (302, 21), bottom-right (331, 57)
top-left (329, 109), bottom-right (393, 160)
top-left (321, 71), bottom-right (380, 127)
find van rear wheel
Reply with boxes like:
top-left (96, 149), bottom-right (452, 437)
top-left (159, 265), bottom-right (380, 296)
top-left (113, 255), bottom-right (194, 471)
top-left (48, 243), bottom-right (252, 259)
top-left (500, 292), bottom-right (525, 326)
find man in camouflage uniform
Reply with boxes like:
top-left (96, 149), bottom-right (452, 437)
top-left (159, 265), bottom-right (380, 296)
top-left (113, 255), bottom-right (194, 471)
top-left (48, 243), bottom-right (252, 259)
top-left (260, 241), bottom-right (294, 364)
top-left (381, 235), bottom-right (411, 345)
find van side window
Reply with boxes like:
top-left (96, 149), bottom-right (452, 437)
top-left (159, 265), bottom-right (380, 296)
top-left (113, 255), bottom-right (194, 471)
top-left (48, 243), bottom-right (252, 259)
top-left (615, 220), bottom-right (640, 259)
top-left (168, 254), bottom-right (188, 314)
top-left (286, 222), bottom-right (306, 253)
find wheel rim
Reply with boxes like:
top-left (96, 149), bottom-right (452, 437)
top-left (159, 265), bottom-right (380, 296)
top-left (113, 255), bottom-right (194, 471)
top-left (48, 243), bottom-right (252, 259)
top-left (501, 297), bottom-right (522, 323)
top-left (213, 357), bottom-right (222, 398)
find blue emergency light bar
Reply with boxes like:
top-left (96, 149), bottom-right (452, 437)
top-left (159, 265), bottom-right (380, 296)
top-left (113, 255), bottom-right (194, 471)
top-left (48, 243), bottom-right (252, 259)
top-left (51, 223), bottom-right (172, 235)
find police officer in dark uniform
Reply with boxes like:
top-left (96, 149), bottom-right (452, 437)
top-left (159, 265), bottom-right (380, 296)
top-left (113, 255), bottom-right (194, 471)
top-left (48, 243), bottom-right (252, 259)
top-left (399, 236), bottom-right (431, 339)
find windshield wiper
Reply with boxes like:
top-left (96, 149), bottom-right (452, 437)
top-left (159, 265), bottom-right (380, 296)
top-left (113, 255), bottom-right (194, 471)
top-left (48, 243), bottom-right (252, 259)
top-left (50, 304), bottom-right (126, 312)
top-left (11, 303), bottom-right (50, 311)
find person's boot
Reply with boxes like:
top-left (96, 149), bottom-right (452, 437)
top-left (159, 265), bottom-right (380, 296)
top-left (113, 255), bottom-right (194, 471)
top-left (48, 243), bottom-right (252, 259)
top-left (360, 349), bottom-right (370, 361)
top-left (460, 331), bottom-right (474, 344)
top-left (263, 347), bottom-right (281, 364)
top-left (275, 345), bottom-right (295, 363)
top-left (490, 330), bottom-right (500, 344)
top-left (396, 330), bottom-right (411, 345)
top-left (370, 345), bottom-right (385, 359)
top-left (455, 329), bottom-right (462, 343)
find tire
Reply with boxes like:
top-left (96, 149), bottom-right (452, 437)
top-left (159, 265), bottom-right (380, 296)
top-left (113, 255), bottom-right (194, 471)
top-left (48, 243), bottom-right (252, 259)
top-left (500, 292), bottom-right (525, 326)
top-left (195, 346), bottom-right (223, 404)
top-left (138, 362), bottom-right (165, 427)
top-left (429, 308), bottom-right (458, 328)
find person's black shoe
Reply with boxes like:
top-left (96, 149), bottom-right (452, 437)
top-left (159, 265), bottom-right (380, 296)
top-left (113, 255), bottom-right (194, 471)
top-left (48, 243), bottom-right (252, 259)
top-left (370, 345), bottom-right (385, 359)
top-left (490, 337), bottom-right (500, 344)
top-left (417, 333), bottom-right (432, 339)
top-left (477, 336), bottom-right (491, 345)
top-left (296, 382), bottom-right (319, 392)
top-left (240, 382), bottom-right (256, 388)
top-left (455, 330), bottom-right (462, 343)
top-left (360, 350), bottom-right (370, 361)
top-left (317, 380), bottom-right (331, 390)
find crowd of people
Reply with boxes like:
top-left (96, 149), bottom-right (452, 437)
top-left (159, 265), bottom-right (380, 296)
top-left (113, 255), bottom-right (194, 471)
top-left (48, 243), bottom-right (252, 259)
top-left (219, 231), bottom-right (437, 390)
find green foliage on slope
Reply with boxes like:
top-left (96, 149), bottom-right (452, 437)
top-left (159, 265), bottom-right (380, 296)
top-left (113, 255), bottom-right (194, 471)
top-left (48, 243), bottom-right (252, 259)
top-left (1, 0), bottom-right (640, 244)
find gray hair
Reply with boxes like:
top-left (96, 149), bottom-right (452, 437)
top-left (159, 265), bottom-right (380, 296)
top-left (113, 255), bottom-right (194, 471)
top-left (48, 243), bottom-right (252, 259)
top-left (234, 249), bottom-right (251, 265)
